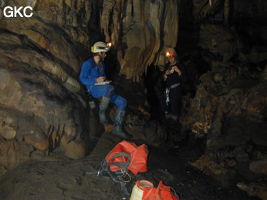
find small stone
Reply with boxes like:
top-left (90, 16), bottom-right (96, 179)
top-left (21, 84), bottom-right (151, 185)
top-left (213, 73), bottom-right (223, 82)
top-left (0, 127), bottom-right (16, 139)
top-left (227, 159), bottom-right (237, 167)
top-left (23, 135), bottom-right (49, 151)
top-left (237, 182), bottom-right (267, 200)
top-left (236, 152), bottom-right (249, 162)
top-left (61, 136), bottom-right (87, 159)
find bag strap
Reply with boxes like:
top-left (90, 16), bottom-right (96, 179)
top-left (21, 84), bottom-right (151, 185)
top-left (96, 152), bottom-right (132, 196)
top-left (106, 152), bottom-right (131, 169)
top-left (170, 187), bottom-right (180, 200)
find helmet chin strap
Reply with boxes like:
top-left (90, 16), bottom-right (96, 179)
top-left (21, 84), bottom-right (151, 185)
top-left (93, 53), bottom-right (105, 65)
top-left (99, 54), bottom-right (105, 62)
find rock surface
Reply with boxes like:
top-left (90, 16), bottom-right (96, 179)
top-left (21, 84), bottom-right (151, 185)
top-left (0, 0), bottom-right (267, 199)
top-left (0, 0), bottom-right (95, 172)
top-left (177, 1), bottom-right (267, 199)
top-left (0, 0), bottom-right (181, 175)
top-left (100, 0), bottom-right (180, 80)
top-left (0, 133), bottom-right (257, 200)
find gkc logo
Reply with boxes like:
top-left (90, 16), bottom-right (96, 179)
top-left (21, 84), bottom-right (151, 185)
top-left (3, 6), bottom-right (33, 18)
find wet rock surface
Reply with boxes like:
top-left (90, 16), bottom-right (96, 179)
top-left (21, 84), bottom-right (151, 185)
top-left (178, 2), bottom-right (267, 199)
top-left (0, 0), bottom-right (96, 170)
top-left (0, 0), bottom-right (181, 172)
top-left (0, 134), bottom-right (258, 200)
top-left (100, 0), bottom-right (179, 80)
top-left (0, 0), bottom-right (267, 199)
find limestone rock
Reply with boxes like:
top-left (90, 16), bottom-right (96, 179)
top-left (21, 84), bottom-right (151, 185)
top-left (0, 127), bottom-right (16, 140)
top-left (199, 24), bottom-right (238, 62)
top-left (0, 68), bottom-right (10, 90)
top-left (237, 182), bottom-right (267, 200)
top-left (192, 0), bottom-right (224, 20)
top-left (124, 112), bottom-right (167, 146)
top-left (0, 140), bottom-right (33, 172)
top-left (100, 0), bottom-right (180, 80)
top-left (249, 159), bottom-right (267, 175)
top-left (23, 134), bottom-right (49, 151)
top-left (0, 0), bottom-right (180, 172)
top-left (0, 0), bottom-right (93, 169)
top-left (60, 136), bottom-right (87, 159)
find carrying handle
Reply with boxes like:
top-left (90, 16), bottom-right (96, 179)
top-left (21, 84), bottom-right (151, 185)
top-left (106, 152), bottom-right (131, 169)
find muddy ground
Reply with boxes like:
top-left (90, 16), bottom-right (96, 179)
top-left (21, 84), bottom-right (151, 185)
top-left (0, 133), bottom-right (260, 200)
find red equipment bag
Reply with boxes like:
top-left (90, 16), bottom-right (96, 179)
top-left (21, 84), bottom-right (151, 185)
top-left (142, 181), bottom-right (180, 200)
top-left (105, 140), bottom-right (148, 175)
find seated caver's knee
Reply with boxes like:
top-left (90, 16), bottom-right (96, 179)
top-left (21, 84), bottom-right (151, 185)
top-left (104, 85), bottom-right (114, 97)
top-left (116, 96), bottom-right (127, 110)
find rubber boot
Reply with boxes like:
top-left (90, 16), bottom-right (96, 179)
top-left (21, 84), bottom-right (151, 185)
top-left (112, 110), bottom-right (129, 138)
top-left (99, 96), bottom-right (110, 125)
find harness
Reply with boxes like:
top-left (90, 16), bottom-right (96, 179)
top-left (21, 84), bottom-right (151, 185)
top-left (165, 83), bottom-right (181, 105)
top-left (85, 141), bottom-right (148, 196)
top-left (86, 152), bottom-right (132, 195)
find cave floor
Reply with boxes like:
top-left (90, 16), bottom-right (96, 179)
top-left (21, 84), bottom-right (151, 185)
top-left (0, 133), bottom-right (259, 200)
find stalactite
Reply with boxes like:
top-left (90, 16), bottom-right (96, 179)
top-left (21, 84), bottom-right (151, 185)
top-left (100, 0), bottom-right (180, 81)
top-left (224, 0), bottom-right (230, 26)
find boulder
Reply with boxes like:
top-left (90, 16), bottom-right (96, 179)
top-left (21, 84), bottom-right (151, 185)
top-left (249, 159), bottom-right (267, 175)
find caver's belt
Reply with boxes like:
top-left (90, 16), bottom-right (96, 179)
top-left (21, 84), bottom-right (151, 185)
top-left (165, 83), bottom-right (181, 105)
top-left (169, 83), bottom-right (180, 89)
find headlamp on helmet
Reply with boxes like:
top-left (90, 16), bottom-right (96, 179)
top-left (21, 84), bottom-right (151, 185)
top-left (165, 48), bottom-right (177, 58)
top-left (166, 51), bottom-right (176, 58)
top-left (107, 42), bottom-right (112, 48)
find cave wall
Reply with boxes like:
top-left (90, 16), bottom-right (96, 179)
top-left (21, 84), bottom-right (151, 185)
top-left (0, 0), bottom-right (181, 174)
top-left (178, 0), bottom-right (267, 198)
top-left (1, 1), bottom-right (266, 198)
top-left (0, 0), bottom-right (99, 172)
top-left (100, 0), bottom-right (180, 81)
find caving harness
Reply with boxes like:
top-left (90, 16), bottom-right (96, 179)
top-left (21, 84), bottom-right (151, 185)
top-left (97, 152), bottom-right (132, 195)
top-left (86, 141), bottom-right (148, 195)
top-left (85, 141), bottom-right (180, 199)
top-left (165, 83), bottom-right (181, 105)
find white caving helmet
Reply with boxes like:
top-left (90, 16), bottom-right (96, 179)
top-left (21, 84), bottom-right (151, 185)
top-left (91, 41), bottom-right (110, 53)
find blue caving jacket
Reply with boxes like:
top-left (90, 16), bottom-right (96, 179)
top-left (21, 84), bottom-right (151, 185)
top-left (79, 58), bottom-right (110, 98)
top-left (79, 58), bottom-right (104, 87)
top-left (79, 58), bottom-right (127, 110)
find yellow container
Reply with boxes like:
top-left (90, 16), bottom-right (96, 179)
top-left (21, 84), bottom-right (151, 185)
top-left (130, 180), bottom-right (154, 200)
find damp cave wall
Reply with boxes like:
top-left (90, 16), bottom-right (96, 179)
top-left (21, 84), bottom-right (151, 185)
top-left (176, 0), bottom-right (267, 199)
top-left (0, 1), bottom-right (266, 199)
top-left (0, 0), bottom-right (180, 173)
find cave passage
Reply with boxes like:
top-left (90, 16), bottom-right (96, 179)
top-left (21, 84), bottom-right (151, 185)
top-left (0, 0), bottom-right (267, 200)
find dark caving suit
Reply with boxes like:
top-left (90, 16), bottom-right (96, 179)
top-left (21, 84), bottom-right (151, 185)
top-left (162, 62), bottom-right (185, 121)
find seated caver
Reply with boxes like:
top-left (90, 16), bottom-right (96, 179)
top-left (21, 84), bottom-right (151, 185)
top-left (79, 41), bottom-right (129, 138)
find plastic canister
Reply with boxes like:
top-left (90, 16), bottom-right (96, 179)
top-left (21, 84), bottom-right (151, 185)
top-left (130, 180), bottom-right (154, 200)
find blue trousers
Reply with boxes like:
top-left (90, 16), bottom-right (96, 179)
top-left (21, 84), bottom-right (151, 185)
top-left (89, 85), bottom-right (127, 110)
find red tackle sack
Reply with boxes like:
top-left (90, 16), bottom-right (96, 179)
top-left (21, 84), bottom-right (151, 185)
top-left (105, 140), bottom-right (148, 175)
top-left (142, 181), bottom-right (180, 200)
